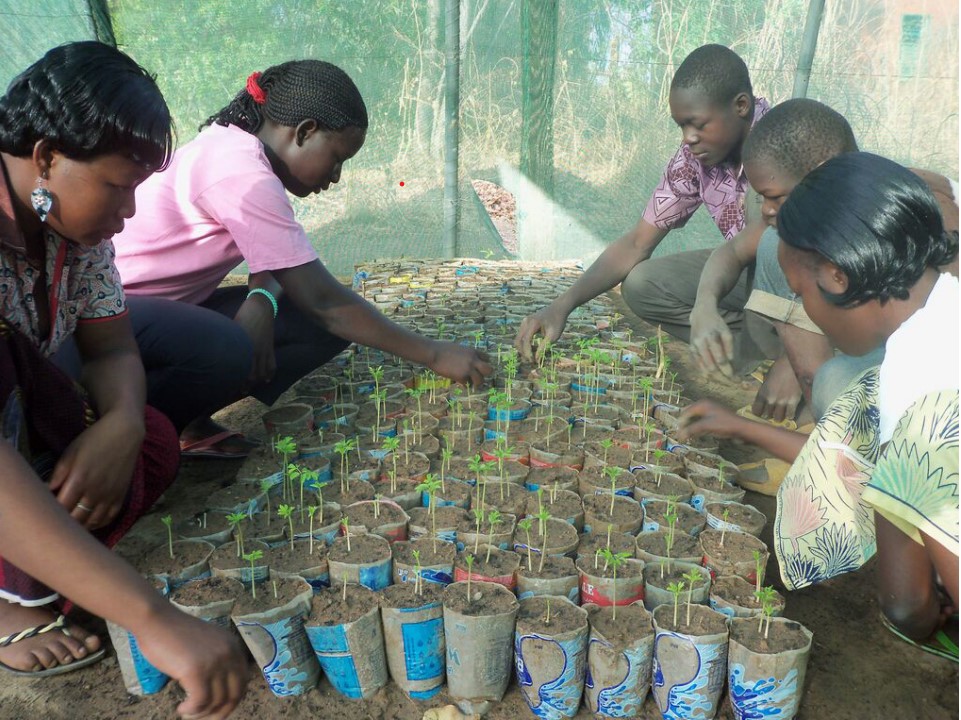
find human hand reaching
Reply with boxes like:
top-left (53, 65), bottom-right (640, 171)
top-left (427, 341), bottom-right (492, 388)
top-left (689, 303), bottom-right (735, 378)
top-left (514, 304), bottom-right (569, 362)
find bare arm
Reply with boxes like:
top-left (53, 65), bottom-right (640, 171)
top-left (0, 441), bottom-right (247, 718)
top-left (514, 218), bottom-right (668, 359)
top-left (272, 260), bottom-right (491, 386)
top-left (689, 220), bottom-right (766, 377)
top-left (676, 399), bottom-right (807, 463)
top-left (49, 316), bottom-right (146, 530)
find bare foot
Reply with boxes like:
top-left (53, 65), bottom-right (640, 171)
top-left (0, 600), bottom-right (100, 672)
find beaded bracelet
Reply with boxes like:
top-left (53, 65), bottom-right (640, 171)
top-left (246, 288), bottom-right (278, 318)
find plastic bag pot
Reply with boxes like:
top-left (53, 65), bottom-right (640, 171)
top-left (380, 583), bottom-right (446, 699)
top-left (710, 576), bottom-right (785, 620)
top-left (342, 499), bottom-right (409, 543)
top-left (514, 596), bottom-right (589, 719)
top-left (143, 539), bottom-right (215, 591)
top-left (584, 603), bottom-right (655, 718)
top-left (576, 556), bottom-right (645, 607)
top-left (170, 575), bottom-right (243, 630)
top-left (652, 604), bottom-right (729, 720)
top-left (231, 577), bottom-right (319, 697)
top-left (305, 585), bottom-right (389, 699)
top-left (643, 561), bottom-right (711, 612)
top-left (517, 555), bottom-right (580, 604)
top-left (728, 617), bottom-right (813, 720)
top-left (327, 534), bottom-right (393, 591)
top-left (106, 579), bottom-right (169, 696)
top-left (705, 501), bottom-right (767, 537)
top-left (443, 581), bottom-right (520, 716)
top-left (392, 538), bottom-right (456, 587)
top-left (262, 403), bottom-right (314, 435)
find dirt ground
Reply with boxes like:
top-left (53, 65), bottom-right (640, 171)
top-left (1, 288), bottom-right (956, 720)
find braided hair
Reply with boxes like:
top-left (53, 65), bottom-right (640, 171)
top-left (201, 60), bottom-right (368, 135)
top-left (0, 41), bottom-right (172, 170)
top-left (671, 44), bottom-right (753, 108)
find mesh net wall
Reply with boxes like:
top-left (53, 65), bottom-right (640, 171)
top-left (1, 0), bottom-right (957, 276)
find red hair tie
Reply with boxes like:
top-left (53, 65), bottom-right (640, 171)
top-left (246, 71), bottom-right (267, 105)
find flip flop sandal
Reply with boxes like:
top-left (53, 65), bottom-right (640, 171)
top-left (0, 613), bottom-right (106, 677)
top-left (880, 611), bottom-right (959, 662)
top-left (737, 458), bottom-right (791, 497)
top-left (179, 430), bottom-right (259, 459)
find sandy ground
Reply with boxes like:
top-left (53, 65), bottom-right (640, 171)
top-left (0, 289), bottom-right (957, 720)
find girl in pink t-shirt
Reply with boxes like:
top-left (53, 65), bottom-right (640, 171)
top-left (111, 61), bottom-right (491, 456)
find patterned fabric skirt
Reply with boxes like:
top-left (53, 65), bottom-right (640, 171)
top-left (864, 390), bottom-right (959, 557)
top-left (0, 321), bottom-right (179, 605)
top-left (774, 368), bottom-right (881, 590)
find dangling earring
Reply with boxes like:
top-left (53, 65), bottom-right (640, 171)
top-left (31, 175), bottom-right (53, 223)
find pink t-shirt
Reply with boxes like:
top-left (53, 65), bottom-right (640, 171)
top-left (114, 123), bottom-right (318, 304)
top-left (643, 97), bottom-right (770, 241)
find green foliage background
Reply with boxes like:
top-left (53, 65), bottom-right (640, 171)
top-left (1, 0), bottom-right (957, 275)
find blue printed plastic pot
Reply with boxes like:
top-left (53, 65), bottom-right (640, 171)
top-left (266, 540), bottom-right (330, 592)
top-left (652, 603), bottom-right (730, 720)
top-left (584, 603), bottom-right (655, 718)
top-left (106, 578), bottom-right (170, 696)
top-left (210, 540), bottom-right (270, 588)
top-left (633, 470), bottom-right (695, 506)
top-left (709, 576), bottom-right (785, 620)
top-left (408, 506), bottom-right (464, 544)
top-left (293, 512), bottom-right (342, 548)
top-left (443, 581), bottom-right (520, 716)
top-left (643, 561), bottom-right (711, 612)
top-left (306, 585), bottom-right (389, 699)
top-left (142, 539), bottom-right (215, 591)
top-left (688, 476), bottom-right (747, 513)
top-left (514, 595), bottom-right (589, 719)
top-left (170, 575), bottom-right (243, 630)
top-left (231, 576), bottom-right (319, 697)
top-left (327, 533), bottom-right (393, 591)
top-left (380, 583), bottom-right (446, 699)
top-left (642, 500), bottom-right (707, 537)
top-left (392, 538), bottom-right (456, 587)
top-left (314, 403), bottom-right (360, 431)
top-left (728, 617), bottom-right (813, 720)
top-left (488, 399), bottom-right (533, 423)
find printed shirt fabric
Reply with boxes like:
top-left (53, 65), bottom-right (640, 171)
top-left (113, 123), bottom-right (318, 305)
top-left (642, 97), bottom-right (770, 241)
top-left (0, 170), bottom-right (125, 358)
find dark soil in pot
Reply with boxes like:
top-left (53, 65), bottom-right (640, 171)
top-left (586, 602), bottom-right (653, 646)
top-left (525, 466), bottom-right (579, 491)
top-left (232, 575), bottom-right (310, 616)
top-left (138, 540), bottom-right (214, 578)
top-left (575, 554), bottom-right (644, 581)
top-left (576, 530), bottom-right (637, 559)
top-left (633, 469), bottom-right (694, 501)
top-left (653, 602), bottom-right (729, 636)
top-left (516, 594), bottom-right (587, 636)
top-left (455, 547), bottom-right (521, 578)
top-left (409, 505), bottom-right (468, 532)
top-left (583, 493), bottom-right (643, 533)
top-left (264, 539), bottom-right (328, 574)
top-left (471, 483), bottom-right (528, 516)
top-left (380, 580), bottom-right (444, 609)
top-left (342, 499), bottom-right (408, 533)
top-left (169, 575), bottom-right (243, 607)
top-left (699, 529), bottom-right (768, 582)
top-left (517, 553), bottom-right (577, 580)
top-left (635, 530), bottom-right (701, 561)
top-left (730, 616), bottom-right (811, 654)
top-left (323, 478), bottom-right (376, 506)
top-left (392, 537), bottom-right (456, 567)
top-left (328, 533), bottom-right (392, 565)
top-left (443, 580), bottom-right (519, 616)
top-left (643, 499), bottom-right (706, 536)
top-left (308, 583), bottom-right (379, 626)
top-left (533, 488), bottom-right (583, 523)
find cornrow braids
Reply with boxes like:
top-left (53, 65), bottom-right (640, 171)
top-left (671, 44), bottom-right (753, 108)
top-left (201, 60), bottom-right (368, 135)
top-left (743, 98), bottom-right (858, 180)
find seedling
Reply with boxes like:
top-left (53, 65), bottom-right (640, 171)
top-left (652, 448), bottom-right (668, 485)
top-left (342, 571), bottom-right (349, 601)
top-left (412, 548), bottom-right (423, 596)
top-left (485, 510), bottom-right (502, 563)
top-left (535, 506), bottom-right (551, 572)
top-left (602, 465), bottom-right (622, 514)
top-left (260, 478), bottom-right (274, 520)
top-left (334, 438), bottom-right (358, 492)
top-left (472, 507), bottom-right (485, 553)
top-left (243, 549), bottom-right (264, 600)
top-left (464, 553), bottom-right (475, 599)
top-left (226, 512), bottom-right (246, 557)
top-left (416, 473), bottom-right (443, 553)
top-left (307, 505), bottom-right (318, 555)
top-left (600, 548), bottom-right (632, 620)
top-left (373, 493), bottom-right (382, 519)
top-left (753, 549), bottom-right (765, 594)
top-left (160, 514), bottom-right (174, 559)
top-left (341, 517), bottom-right (351, 552)
top-left (600, 437), bottom-right (614, 465)
top-left (719, 507), bottom-right (731, 547)
top-left (544, 596), bottom-right (552, 626)
top-left (517, 517), bottom-right (535, 571)
top-left (755, 586), bottom-right (778, 638)
top-left (683, 568), bottom-right (703, 626)
top-left (662, 505), bottom-right (679, 577)
top-left (273, 436), bottom-right (297, 500)
top-left (278, 504), bottom-right (295, 551)
top-left (439, 447), bottom-right (453, 491)
top-left (668, 580), bottom-right (686, 629)
top-left (381, 435), bottom-right (401, 488)
top-left (299, 468), bottom-right (319, 524)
